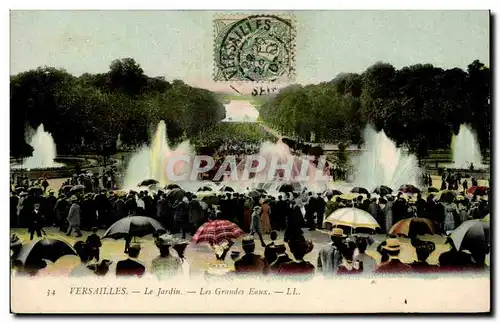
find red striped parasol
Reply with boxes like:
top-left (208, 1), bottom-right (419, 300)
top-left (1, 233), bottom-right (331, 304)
top-left (191, 220), bottom-right (245, 245)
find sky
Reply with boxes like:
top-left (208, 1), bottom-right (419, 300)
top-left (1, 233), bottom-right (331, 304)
top-left (10, 10), bottom-right (490, 93)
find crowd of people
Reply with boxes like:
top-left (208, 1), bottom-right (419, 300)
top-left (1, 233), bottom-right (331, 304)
top-left (9, 167), bottom-right (490, 279)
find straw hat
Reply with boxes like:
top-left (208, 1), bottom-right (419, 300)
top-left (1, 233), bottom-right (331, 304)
top-left (330, 228), bottom-right (347, 238)
top-left (382, 238), bottom-right (401, 251)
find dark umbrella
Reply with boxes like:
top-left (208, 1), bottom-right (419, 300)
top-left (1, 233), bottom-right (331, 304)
top-left (372, 185), bottom-right (393, 196)
top-left (278, 183), bottom-right (294, 193)
top-left (201, 195), bottom-right (220, 206)
top-left (165, 188), bottom-right (186, 201)
top-left (15, 238), bottom-right (78, 266)
top-left (166, 183), bottom-right (181, 190)
top-left (103, 216), bottom-right (165, 239)
top-left (69, 184), bottom-right (85, 193)
top-left (350, 187), bottom-right (369, 194)
top-left (219, 185), bottom-right (235, 192)
top-left (425, 187), bottom-right (440, 193)
top-left (28, 187), bottom-right (43, 195)
top-left (451, 219), bottom-right (490, 252)
top-left (60, 185), bottom-right (73, 194)
top-left (398, 184), bottom-right (421, 194)
top-left (255, 188), bottom-right (267, 194)
top-left (138, 179), bottom-right (159, 187)
top-left (439, 190), bottom-right (457, 203)
top-left (197, 186), bottom-right (214, 192)
top-left (246, 190), bottom-right (263, 198)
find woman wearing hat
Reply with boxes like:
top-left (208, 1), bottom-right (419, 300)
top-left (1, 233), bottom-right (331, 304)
top-left (375, 238), bottom-right (412, 274)
top-left (337, 239), bottom-right (363, 275)
top-left (260, 198), bottom-right (272, 235)
top-left (150, 236), bottom-right (182, 280)
top-left (278, 236), bottom-right (315, 278)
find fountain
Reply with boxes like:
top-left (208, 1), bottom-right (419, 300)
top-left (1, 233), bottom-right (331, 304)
top-left (123, 121), bottom-right (196, 190)
top-left (352, 125), bottom-right (422, 190)
top-left (124, 119), bottom-right (329, 193)
top-left (11, 124), bottom-right (63, 169)
top-left (219, 140), bottom-right (330, 193)
top-left (451, 124), bottom-right (485, 169)
top-left (222, 100), bottom-right (259, 122)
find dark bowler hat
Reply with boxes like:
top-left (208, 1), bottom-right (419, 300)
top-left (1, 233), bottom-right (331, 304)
top-left (242, 236), bottom-right (255, 247)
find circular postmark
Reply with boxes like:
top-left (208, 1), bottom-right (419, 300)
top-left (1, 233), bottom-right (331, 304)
top-left (214, 15), bottom-right (294, 82)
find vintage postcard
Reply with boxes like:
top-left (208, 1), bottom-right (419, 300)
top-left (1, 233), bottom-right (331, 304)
top-left (9, 10), bottom-right (491, 314)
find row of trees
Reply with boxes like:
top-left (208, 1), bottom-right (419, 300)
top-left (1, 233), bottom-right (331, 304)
top-left (10, 58), bottom-right (226, 159)
top-left (259, 60), bottom-right (490, 159)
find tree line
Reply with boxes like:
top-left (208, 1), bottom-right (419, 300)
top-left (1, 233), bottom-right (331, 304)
top-left (10, 58), bottom-right (226, 159)
top-left (259, 60), bottom-right (490, 159)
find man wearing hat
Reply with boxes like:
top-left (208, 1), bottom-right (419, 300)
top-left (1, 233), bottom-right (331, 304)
top-left (250, 205), bottom-right (266, 248)
top-left (66, 196), bottom-right (82, 237)
top-left (375, 238), bottom-right (412, 274)
top-left (28, 203), bottom-right (44, 240)
top-left (267, 244), bottom-right (292, 274)
top-left (278, 236), bottom-right (315, 277)
top-left (87, 259), bottom-right (113, 276)
top-left (116, 244), bottom-right (145, 277)
top-left (317, 228), bottom-right (346, 275)
top-left (234, 236), bottom-right (265, 274)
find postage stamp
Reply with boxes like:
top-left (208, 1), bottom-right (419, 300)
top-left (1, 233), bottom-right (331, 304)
top-left (213, 14), bottom-right (296, 83)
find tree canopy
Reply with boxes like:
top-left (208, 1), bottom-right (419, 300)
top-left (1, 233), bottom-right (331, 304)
top-left (10, 58), bottom-right (226, 158)
top-left (259, 60), bottom-right (490, 159)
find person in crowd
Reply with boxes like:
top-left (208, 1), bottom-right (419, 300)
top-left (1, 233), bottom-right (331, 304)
top-left (267, 244), bottom-right (292, 274)
top-left (315, 193), bottom-right (326, 229)
top-left (442, 199), bottom-right (459, 232)
top-left (260, 198), bottom-right (272, 235)
top-left (87, 259), bottom-right (113, 277)
top-left (116, 244), bottom-right (145, 277)
top-left (85, 227), bottom-right (102, 262)
top-left (383, 196), bottom-right (395, 233)
top-left (210, 239), bottom-right (234, 261)
top-left (10, 234), bottom-right (23, 268)
top-left (284, 200), bottom-right (304, 243)
top-left (317, 228), bottom-right (346, 275)
top-left (264, 230), bottom-right (280, 266)
top-left (353, 237), bottom-right (376, 274)
top-left (278, 236), bottom-right (315, 278)
top-left (410, 238), bottom-right (438, 273)
top-left (375, 238), bottom-right (412, 274)
top-left (438, 237), bottom-right (474, 271)
top-left (172, 240), bottom-right (190, 278)
top-left (234, 236), bottom-right (266, 275)
top-left (66, 196), bottom-right (82, 237)
top-left (28, 203), bottom-right (44, 240)
top-left (43, 190), bottom-right (57, 226)
top-left (41, 178), bottom-right (49, 194)
top-left (305, 192), bottom-right (316, 231)
top-left (337, 239), bottom-right (362, 275)
top-left (150, 237), bottom-right (182, 279)
top-left (250, 204), bottom-right (266, 248)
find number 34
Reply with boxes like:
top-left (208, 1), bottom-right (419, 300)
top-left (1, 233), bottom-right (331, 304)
top-left (47, 289), bottom-right (55, 296)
